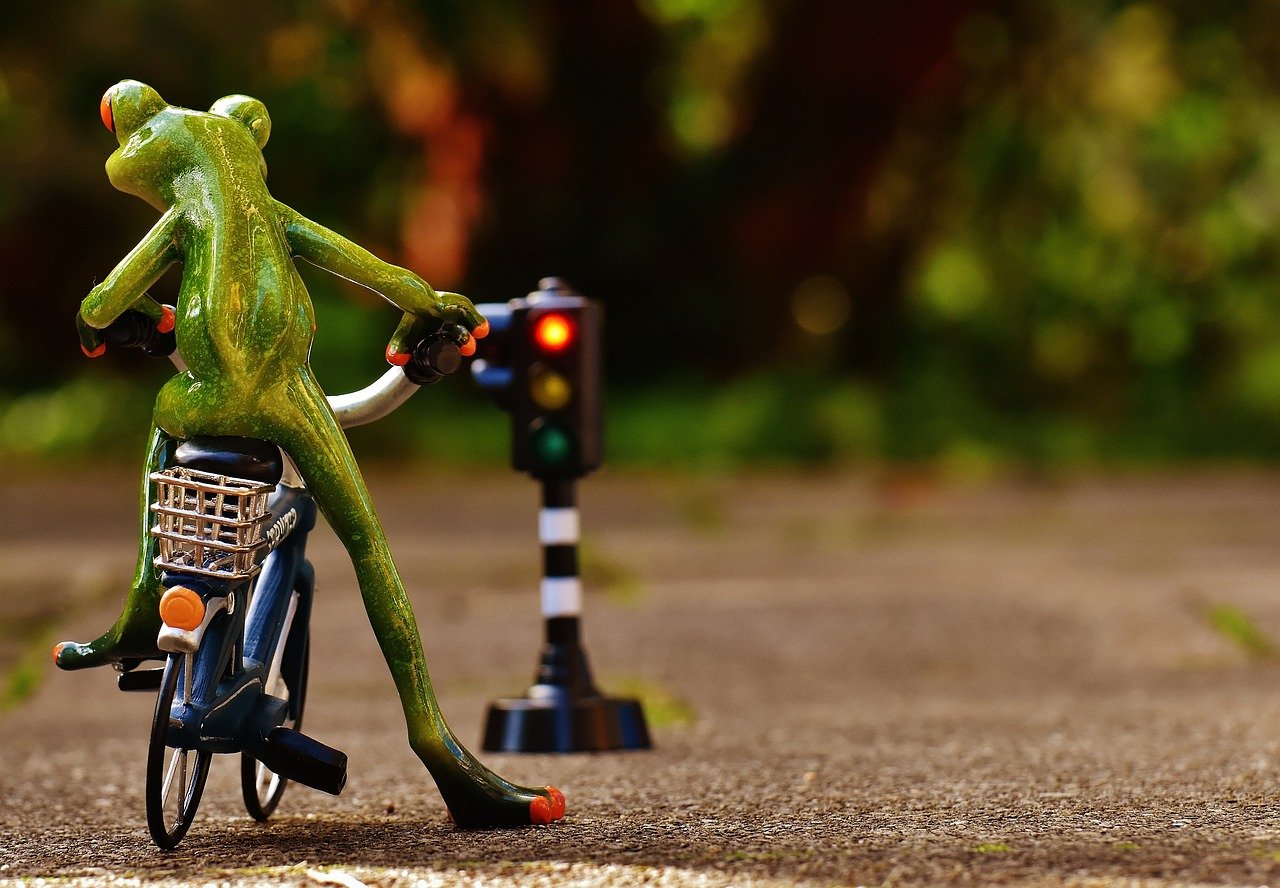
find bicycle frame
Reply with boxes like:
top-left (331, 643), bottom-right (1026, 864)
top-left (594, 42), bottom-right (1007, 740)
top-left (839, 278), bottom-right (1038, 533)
top-left (149, 356), bottom-right (416, 758)
top-left (137, 346), bottom-right (447, 844)
top-left (160, 481), bottom-right (317, 759)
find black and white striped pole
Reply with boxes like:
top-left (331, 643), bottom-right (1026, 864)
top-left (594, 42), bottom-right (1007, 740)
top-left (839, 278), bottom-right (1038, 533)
top-left (474, 280), bottom-right (651, 752)
top-left (481, 476), bottom-right (650, 752)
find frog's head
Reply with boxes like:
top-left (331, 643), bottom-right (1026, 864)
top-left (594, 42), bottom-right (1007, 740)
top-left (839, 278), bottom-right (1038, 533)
top-left (100, 80), bottom-right (271, 210)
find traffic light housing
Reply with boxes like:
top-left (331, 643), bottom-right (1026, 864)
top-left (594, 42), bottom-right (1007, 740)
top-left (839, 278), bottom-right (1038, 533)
top-left (472, 279), bottom-right (603, 480)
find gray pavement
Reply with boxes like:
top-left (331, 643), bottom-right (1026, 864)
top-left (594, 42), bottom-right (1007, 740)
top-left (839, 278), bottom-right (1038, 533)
top-left (4, 468), bottom-right (1280, 886)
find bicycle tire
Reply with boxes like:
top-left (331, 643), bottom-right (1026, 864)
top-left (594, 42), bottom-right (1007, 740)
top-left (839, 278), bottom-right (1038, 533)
top-left (146, 653), bottom-right (213, 849)
top-left (241, 587), bottom-right (309, 821)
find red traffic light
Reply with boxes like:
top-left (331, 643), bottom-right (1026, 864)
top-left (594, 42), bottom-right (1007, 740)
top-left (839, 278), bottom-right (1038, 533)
top-left (533, 313), bottom-right (575, 351)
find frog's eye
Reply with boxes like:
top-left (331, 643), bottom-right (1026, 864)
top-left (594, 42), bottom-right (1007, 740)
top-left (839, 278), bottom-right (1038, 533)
top-left (209, 94), bottom-right (270, 150)
top-left (100, 89), bottom-right (114, 133)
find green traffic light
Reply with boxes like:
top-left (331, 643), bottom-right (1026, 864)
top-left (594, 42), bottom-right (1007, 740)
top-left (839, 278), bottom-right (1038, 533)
top-left (533, 423), bottom-right (573, 465)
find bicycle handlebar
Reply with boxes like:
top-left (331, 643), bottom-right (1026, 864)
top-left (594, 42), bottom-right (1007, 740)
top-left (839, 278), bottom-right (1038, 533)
top-left (99, 308), bottom-right (470, 431)
top-left (149, 324), bottom-right (468, 431)
top-left (326, 330), bottom-right (463, 428)
top-left (104, 310), bottom-right (177, 359)
top-left (404, 335), bottom-right (463, 385)
top-left (325, 333), bottom-right (462, 428)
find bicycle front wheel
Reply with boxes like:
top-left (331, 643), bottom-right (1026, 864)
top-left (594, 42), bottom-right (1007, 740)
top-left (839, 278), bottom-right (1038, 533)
top-left (146, 653), bottom-right (212, 849)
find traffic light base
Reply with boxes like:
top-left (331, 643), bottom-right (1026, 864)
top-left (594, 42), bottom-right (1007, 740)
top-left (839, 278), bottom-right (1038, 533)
top-left (482, 691), bottom-right (651, 753)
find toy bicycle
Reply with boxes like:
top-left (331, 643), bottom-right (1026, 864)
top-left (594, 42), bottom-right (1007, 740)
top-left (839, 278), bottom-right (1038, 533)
top-left (99, 311), bottom-right (466, 849)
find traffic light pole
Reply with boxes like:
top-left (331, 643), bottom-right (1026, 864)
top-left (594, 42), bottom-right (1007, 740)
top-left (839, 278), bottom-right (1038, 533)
top-left (481, 475), bottom-right (651, 752)
top-left (539, 476), bottom-right (588, 683)
top-left (476, 280), bottom-right (651, 753)
top-left (535, 478), bottom-right (598, 701)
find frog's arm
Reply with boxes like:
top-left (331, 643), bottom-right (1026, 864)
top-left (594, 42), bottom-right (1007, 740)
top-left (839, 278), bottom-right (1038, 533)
top-left (80, 207), bottom-right (181, 328)
top-left (275, 200), bottom-right (484, 330)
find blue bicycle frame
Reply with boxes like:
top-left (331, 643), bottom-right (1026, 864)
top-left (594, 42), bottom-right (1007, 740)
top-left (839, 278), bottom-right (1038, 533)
top-left (161, 482), bottom-right (317, 759)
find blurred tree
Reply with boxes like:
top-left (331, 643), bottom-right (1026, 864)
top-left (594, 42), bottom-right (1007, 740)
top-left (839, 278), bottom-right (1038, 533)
top-left (868, 0), bottom-right (1280, 460)
top-left (0, 0), bottom-right (970, 388)
top-left (18, 0), bottom-right (1280, 466)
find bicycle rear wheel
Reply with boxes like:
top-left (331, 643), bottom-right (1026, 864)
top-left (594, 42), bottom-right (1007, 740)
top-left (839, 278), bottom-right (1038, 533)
top-left (241, 587), bottom-right (309, 821)
top-left (146, 653), bottom-right (212, 849)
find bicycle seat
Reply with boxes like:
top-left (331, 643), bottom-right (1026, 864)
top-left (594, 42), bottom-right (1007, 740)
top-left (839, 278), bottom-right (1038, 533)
top-left (174, 436), bottom-right (284, 485)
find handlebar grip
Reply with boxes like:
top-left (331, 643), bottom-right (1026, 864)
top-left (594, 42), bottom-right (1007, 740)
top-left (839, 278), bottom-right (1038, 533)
top-left (404, 336), bottom-right (462, 385)
top-left (103, 310), bottom-right (176, 359)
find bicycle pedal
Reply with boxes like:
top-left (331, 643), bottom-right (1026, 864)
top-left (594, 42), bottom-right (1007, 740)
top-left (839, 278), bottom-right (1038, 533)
top-left (117, 667), bottom-right (164, 692)
top-left (260, 727), bottom-right (347, 796)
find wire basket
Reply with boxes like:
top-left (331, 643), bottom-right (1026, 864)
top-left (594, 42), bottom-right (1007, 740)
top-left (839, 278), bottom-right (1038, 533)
top-left (150, 466), bottom-right (274, 580)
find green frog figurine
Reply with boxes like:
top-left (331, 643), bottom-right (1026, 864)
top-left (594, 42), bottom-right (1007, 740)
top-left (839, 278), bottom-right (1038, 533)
top-left (53, 80), bottom-right (566, 828)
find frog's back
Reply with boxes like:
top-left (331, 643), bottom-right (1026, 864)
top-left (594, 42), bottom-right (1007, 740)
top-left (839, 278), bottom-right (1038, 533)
top-left (169, 113), bottom-right (315, 388)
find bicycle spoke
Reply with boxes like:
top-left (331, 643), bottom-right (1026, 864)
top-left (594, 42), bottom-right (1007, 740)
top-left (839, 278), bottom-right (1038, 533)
top-left (161, 749), bottom-right (182, 806)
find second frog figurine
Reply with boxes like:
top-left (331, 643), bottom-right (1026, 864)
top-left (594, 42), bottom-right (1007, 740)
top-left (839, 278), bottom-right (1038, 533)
top-left (54, 80), bottom-right (567, 828)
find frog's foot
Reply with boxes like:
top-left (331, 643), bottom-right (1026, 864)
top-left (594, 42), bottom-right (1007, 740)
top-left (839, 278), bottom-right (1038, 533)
top-left (53, 638), bottom-right (114, 671)
top-left (444, 784), bottom-right (567, 829)
top-left (415, 726), bottom-right (567, 828)
top-left (531, 787), bottom-right (567, 825)
top-left (52, 622), bottom-right (159, 671)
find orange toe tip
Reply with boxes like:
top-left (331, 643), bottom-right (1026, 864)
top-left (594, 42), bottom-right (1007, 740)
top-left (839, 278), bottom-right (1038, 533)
top-left (459, 337), bottom-right (477, 357)
top-left (157, 305), bottom-right (176, 334)
top-left (385, 345), bottom-right (410, 366)
top-left (529, 795), bottom-right (555, 825)
top-left (81, 343), bottom-right (105, 359)
top-left (547, 786), bottom-right (566, 818)
top-left (474, 320), bottom-right (490, 339)
top-left (51, 642), bottom-right (67, 665)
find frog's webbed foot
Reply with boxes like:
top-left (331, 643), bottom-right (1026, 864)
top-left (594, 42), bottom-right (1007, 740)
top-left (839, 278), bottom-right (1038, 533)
top-left (417, 733), bottom-right (566, 828)
top-left (442, 780), bottom-right (567, 829)
top-left (532, 787), bottom-right (568, 825)
top-left (53, 612), bottom-right (160, 671)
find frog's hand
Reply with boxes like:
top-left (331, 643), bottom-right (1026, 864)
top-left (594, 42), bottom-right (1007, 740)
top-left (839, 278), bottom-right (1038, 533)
top-left (384, 311), bottom-right (487, 368)
top-left (275, 200), bottom-right (485, 331)
top-left (126, 295), bottom-right (176, 331)
top-left (385, 312), bottom-right (426, 366)
top-left (76, 312), bottom-right (106, 358)
top-left (77, 302), bottom-right (176, 359)
top-left (80, 207), bottom-right (181, 330)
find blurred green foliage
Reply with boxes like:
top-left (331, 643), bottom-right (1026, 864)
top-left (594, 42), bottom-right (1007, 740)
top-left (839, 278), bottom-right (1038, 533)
top-left (871, 0), bottom-right (1280, 465)
top-left (9, 1), bottom-right (1280, 470)
top-left (1204, 602), bottom-right (1278, 659)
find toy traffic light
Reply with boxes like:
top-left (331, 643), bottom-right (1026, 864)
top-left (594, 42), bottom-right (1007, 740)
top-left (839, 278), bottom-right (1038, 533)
top-left (472, 278), bottom-right (602, 479)
top-left (469, 279), bottom-right (650, 753)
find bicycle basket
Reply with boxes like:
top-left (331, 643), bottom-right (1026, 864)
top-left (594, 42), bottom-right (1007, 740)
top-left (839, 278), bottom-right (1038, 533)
top-left (150, 466), bottom-right (274, 580)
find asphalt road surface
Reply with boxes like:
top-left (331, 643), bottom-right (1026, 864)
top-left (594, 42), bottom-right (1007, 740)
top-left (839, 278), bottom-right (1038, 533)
top-left (6, 467), bottom-right (1280, 887)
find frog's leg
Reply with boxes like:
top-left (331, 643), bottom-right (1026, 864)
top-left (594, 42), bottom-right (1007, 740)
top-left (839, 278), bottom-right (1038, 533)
top-left (268, 372), bottom-right (565, 828)
top-left (54, 424), bottom-right (173, 670)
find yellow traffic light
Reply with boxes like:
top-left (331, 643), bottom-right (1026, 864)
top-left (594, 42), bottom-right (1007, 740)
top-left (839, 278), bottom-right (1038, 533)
top-left (530, 365), bottom-right (573, 410)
